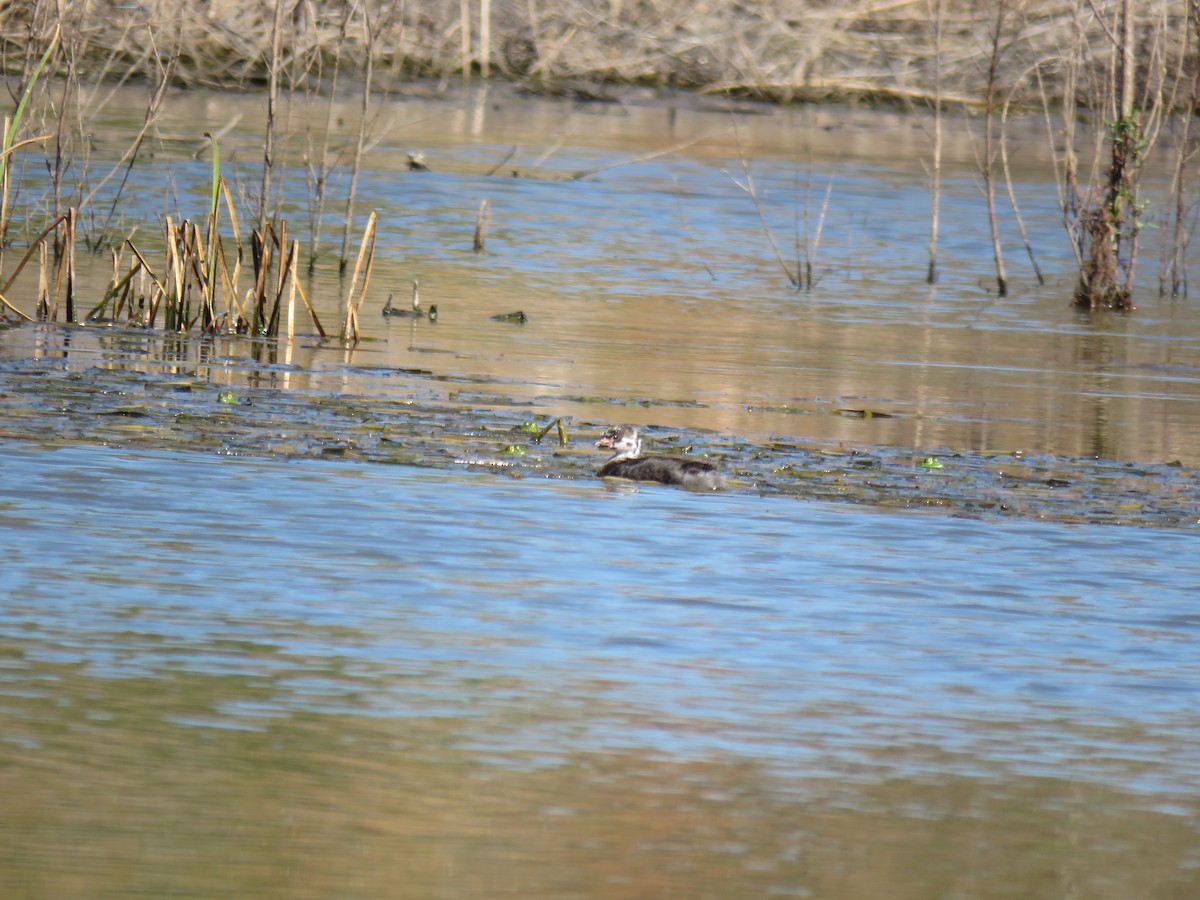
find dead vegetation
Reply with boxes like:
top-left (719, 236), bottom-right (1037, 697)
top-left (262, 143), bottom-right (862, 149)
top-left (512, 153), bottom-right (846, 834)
top-left (0, 1), bottom-right (1187, 109)
top-left (0, 0), bottom-right (1195, 322)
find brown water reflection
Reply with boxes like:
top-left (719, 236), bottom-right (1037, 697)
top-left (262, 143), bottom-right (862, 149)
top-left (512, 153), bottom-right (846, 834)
top-left (4, 83), bottom-right (1200, 465)
top-left (3, 662), bottom-right (1198, 899)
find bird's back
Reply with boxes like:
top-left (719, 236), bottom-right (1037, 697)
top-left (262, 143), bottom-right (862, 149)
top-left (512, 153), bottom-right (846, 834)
top-left (598, 455), bottom-right (723, 490)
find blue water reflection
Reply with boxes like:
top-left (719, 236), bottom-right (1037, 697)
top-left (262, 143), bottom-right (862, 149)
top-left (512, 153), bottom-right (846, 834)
top-left (3, 442), bottom-right (1199, 796)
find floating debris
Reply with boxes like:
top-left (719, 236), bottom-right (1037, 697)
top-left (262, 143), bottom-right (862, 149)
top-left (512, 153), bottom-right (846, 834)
top-left (491, 311), bottom-right (528, 324)
top-left (840, 408), bottom-right (895, 419)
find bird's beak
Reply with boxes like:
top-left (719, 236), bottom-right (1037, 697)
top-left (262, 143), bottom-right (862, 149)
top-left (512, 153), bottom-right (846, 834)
top-left (595, 435), bottom-right (615, 448)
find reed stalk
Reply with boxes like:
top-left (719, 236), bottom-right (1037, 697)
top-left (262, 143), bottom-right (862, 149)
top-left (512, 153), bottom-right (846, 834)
top-left (214, 176), bottom-right (244, 327)
top-left (63, 207), bottom-right (76, 322)
top-left (0, 211), bottom-right (72, 320)
top-left (46, 213), bottom-right (75, 322)
top-left (250, 226), bottom-right (272, 333)
top-left (285, 239), bottom-right (299, 342)
top-left (568, 131), bottom-right (720, 181)
top-left (81, 211), bottom-right (324, 337)
top-left (298, 0), bottom-right (370, 273)
top-left (981, 0), bottom-right (1010, 297)
top-left (259, 0), bottom-right (286, 231)
top-left (473, 199), bottom-right (491, 252)
top-left (294, 274), bottom-right (326, 338)
top-left (264, 220), bottom-right (289, 336)
top-left (48, 44), bottom-right (73, 229)
top-left (730, 127), bottom-right (798, 288)
top-left (1000, 85), bottom-right (1044, 286)
top-left (789, 126), bottom-right (832, 292)
top-left (926, 0), bottom-right (944, 284)
top-left (338, 4), bottom-right (381, 274)
top-left (0, 114), bottom-right (11, 262)
top-left (480, 0), bottom-right (492, 77)
top-left (304, 35), bottom-right (344, 272)
top-left (37, 240), bottom-right (49, 319)
top-left (341, 210), bottom-right (379, 342)
top-left (203, 133), bottom-right (221, 323)
top-left (461, 0), bottom-right (472, 82)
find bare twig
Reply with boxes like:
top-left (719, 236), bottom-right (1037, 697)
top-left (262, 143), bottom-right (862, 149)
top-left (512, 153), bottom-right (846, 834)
top-left (568, 131), bottom-right (726, 181)
top-left (728, 153), bottom-right (798, 288)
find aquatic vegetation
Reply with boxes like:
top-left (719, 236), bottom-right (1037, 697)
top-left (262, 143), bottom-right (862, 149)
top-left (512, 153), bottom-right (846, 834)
top-left (83, 214), bottom-right (322, 339)
top-left (2, 348), bottom-right (1197, 529)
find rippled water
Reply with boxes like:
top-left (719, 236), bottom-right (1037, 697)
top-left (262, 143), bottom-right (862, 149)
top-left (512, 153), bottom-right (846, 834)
top-left (2, 442), bottom-right (1199, 896)
top-left (3, 83), bottom-right (1200, 897)
top-left (5, 84), bottom-right (1200, 463)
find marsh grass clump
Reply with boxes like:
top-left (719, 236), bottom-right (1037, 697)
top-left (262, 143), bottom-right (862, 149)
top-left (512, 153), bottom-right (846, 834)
top-left (81, 214), bottom-right (320, 338)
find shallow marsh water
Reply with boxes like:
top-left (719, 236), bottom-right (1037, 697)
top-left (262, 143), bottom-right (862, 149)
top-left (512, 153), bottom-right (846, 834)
top-left (3, 83), bottom-right (1200, 463)
top-left (2, 83), bottom-right (1200, 896)
top-left (2, 443), bottom-right (1200, 898)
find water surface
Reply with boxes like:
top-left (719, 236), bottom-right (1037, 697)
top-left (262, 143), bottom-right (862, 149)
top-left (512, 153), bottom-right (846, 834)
top-left (2, 442), bottom-right (1199, 897)
top-left (3, 84), bottom-right (1200, 898)
top-left (3, 83), bottom-right (1200, 464)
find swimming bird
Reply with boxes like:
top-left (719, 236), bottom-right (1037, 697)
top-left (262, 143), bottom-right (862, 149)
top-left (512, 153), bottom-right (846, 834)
top-left (595, 425), bottom-right (724, 490)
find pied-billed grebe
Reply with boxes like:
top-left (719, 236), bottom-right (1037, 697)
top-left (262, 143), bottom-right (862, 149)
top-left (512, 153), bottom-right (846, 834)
top-left (596, 425), bottom-right (724, 491)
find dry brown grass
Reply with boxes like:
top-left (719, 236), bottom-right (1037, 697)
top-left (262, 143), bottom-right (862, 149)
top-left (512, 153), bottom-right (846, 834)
top-left (0, 1), bottom-right (1187, 109)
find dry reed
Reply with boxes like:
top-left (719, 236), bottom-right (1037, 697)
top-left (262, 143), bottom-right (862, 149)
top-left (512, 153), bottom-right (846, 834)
top-left (981, 0), bottom-right (1012, 297)
top-left (75, 213), bottom-right (324, 338)
top-left (926, 0), bottom-right (944, 284)
top-left (0, 1), bottom-right (1188, 110)
top-left (340, 209), bottom-right (379, 342)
